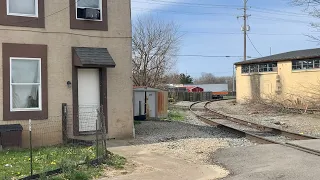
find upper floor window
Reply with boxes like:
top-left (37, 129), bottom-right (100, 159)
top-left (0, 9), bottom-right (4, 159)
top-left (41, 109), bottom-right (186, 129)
top-left (292, 59), bottom-right (320, 70)
top-left (76, 0), bottom-right (102, 21)
top-left (241, 63), bottom-right (278, 74)
top-left (7, 0), bottom-right (38, 17)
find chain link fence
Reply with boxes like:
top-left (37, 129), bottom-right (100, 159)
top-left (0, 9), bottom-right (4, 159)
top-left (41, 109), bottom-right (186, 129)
top-left (0, 104), bottom-right (108, 179)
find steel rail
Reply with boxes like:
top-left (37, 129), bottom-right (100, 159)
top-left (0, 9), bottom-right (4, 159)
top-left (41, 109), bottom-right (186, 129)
top-left (189, 101), bottom-right (320, 156)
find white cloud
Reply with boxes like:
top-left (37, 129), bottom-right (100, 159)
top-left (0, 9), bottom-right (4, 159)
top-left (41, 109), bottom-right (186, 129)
top-left (131, 0), bottom-right (183, 18)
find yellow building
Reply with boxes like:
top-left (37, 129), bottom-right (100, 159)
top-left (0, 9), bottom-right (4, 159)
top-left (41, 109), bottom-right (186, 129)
top-left (235, 48), bottom-right (320, 108)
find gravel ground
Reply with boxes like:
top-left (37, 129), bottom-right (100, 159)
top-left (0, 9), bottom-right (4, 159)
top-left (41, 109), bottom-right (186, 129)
top-left (173, 101), bottom-right (195, 107)
top-left (132, 111), bottom-right (255, 164)
top-left (208, 100), bottom-right (320, 137)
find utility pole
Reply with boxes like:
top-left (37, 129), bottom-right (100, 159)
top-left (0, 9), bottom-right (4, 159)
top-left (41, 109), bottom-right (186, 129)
top-left (238, 0), bottom-right (250, 61)
top-left (270, 47), bottom-right (272, 55)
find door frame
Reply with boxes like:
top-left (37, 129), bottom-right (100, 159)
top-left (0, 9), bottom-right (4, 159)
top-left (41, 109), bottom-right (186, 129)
top-left (72, 65), bottom-right (108, 136)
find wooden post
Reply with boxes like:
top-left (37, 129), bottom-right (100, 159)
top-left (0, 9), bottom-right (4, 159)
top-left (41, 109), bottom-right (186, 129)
top-left (62, 103), bottom-right (68, 144)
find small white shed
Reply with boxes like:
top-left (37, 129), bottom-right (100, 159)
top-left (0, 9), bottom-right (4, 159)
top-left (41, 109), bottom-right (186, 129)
top-left (133, 87), bottom-right (168, 120)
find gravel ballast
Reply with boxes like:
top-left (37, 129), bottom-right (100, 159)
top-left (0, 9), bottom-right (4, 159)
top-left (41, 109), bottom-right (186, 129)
top-left (208, 100), bottom-right (320, 137)
top-left (133, 111), bottom-right (255, 164)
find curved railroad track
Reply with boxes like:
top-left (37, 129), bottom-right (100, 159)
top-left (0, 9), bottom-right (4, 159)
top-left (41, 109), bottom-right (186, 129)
top-left (189, 100), bottom-right (320, 156)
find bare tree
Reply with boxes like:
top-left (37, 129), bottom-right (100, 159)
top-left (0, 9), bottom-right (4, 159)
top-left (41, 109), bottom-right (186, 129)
top-left (292, 0), bottom-right (320, 42)
top-left (132, 16), bottom-right (181, 88)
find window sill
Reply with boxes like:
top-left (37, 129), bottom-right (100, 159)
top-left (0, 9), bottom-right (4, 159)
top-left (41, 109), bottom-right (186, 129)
top-left (7, 13), bottom-right (38, 18)
top-left (11, 109), bottom-right (42, 112)
top-left (241, 72), bottom-right (278, 76)
top-left (292, 69), bottom-right (320, 73)
top-left (76, 18), bottom-right (103, 22)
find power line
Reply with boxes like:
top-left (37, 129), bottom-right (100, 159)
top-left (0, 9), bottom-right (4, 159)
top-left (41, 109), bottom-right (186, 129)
top-left (172, 55), bottom-right (256, 58)
top-left (252, 16), bottom-right (310, 24)
top-left (0, 28), bottom-right (131, 39)
top-left (132, 7), bottom-right (237, 16)
top-left (179, 31), bottom-right (314, 36)
top-left (131, 7), bottom-right (312, 24)
top-left (251, 6), bottom-right (309, 16)
top-left (132, 0), bottom-right (311, 17)
top-left (250, 9), bottom-right (309, 17)
top-left (9, 0), bottom-right (79, 25)
top-left (246, 34), bottom-right (263, 56)
top-left (132, 0), bottom-right (240, 9)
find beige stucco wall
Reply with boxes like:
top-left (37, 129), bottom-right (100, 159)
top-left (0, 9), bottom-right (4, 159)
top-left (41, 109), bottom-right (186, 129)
top-left (236, 61), bottom-right (320, 106)
top-left (0, 0), bottom-right (133, 147)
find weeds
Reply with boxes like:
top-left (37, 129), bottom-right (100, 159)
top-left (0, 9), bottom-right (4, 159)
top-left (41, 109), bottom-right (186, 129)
top-left (0, 145), bottom-right (96, 179)
top-left (105, 153), bottom-right (127, 169)
top-left (168, 109), bottom-right (185, 121)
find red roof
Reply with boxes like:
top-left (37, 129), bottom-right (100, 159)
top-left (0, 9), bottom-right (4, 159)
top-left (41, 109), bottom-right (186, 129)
top-left (185, 86), bottom-right (196, 90)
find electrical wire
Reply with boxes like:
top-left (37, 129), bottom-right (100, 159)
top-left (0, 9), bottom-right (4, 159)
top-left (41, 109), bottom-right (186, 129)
top-left (8, 0), bottom-right (80, 25)
top-left (246, 34), bottom-right (263, 56)
top-left (171, 55), bottom-right (255, 58)
top-left (132, 0), bottom-right (311, 17)
top-left (132, 7), bottom-right (313, 24)
top-left (132, 0), bottom-right (240, 9)
top-left (179, 31), bottom-right (314, 36)
top-left (132, 7), bottom-right (237, 16)
top-left (0, 28), bottom-right (131, 39)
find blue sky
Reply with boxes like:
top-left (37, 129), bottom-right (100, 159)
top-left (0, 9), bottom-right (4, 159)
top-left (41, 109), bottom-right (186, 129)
top-left (131, 0), bottom-right (320, 77)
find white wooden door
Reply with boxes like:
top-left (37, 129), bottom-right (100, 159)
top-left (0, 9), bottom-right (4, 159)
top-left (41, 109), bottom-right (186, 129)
top-left (78, 69), bottom-right (100, 132)
top-left (147, 92), bottom-right (156, 118)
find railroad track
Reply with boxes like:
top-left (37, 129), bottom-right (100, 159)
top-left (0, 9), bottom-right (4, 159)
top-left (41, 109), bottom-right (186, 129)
top-left (189, 101), bottom-right (320, 156)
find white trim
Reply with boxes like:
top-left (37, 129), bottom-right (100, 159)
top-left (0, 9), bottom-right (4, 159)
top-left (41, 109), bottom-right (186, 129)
top-left (75, 0), bottom-right (103, 21)
top-left (6, 0), bottom-right (38, 17)
top-left (10, 57), bottom-right (42, 112)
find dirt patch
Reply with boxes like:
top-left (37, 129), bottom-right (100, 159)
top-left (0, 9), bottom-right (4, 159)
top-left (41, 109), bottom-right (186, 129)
top-left (102, 160), bottom-right (154, 178)
top-left (101, 111), bottom-right (256, 179)
top-left (208, 100), bottom-right (320, 137)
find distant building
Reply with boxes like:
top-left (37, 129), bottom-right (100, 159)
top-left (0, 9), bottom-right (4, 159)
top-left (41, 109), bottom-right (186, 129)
top-left (185, 86), bottom-right (204, 92)
top-left (192, 84), bottom-right (228, 93)
top-left (235, 48), bottom-right (320, 105)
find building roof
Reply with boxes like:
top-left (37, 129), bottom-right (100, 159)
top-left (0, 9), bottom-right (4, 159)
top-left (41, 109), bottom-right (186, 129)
top-left (133, 86), bottom-right (162, 92)
top-left (185, 86), bottom-right (203, 90)
top-left (192, 84), bottom-right (228, 92)
top-left (74, 47), bottom-right (116, 67)
top-left (235, 48), bottom-right (320, 65)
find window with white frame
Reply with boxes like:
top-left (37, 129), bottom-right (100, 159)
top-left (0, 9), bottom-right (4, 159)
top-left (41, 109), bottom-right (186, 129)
top-left (241, 63), bottom-right (278, 74)
top-left (7, 0), bottom-right (38, 17)
top-left (10, 58), bottom-right (41, 111)
top-left (76, 0), bottom-right (102, 20)
top-left (292, 59), bottom-right (320, 70)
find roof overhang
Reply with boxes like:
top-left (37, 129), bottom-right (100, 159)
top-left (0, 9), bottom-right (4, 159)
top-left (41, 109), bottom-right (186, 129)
top-left (73, 47), bottom-right (116, 68)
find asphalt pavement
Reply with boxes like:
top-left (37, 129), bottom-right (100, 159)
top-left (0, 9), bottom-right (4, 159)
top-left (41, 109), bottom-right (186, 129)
top-left (213, 142), bottom-right (320, 180)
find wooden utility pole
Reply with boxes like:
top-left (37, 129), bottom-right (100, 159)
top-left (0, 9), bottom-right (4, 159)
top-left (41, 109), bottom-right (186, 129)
top-left (243, 0), bottom-right (247, 61)
top-left (238, 0), bottom-right (250, 61)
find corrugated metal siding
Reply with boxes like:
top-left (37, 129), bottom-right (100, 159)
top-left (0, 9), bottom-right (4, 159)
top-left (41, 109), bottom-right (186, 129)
top-left (157, 91), bottom-right (168, 118)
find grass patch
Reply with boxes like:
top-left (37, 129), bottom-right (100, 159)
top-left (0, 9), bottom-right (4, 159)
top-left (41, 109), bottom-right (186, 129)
top-left (48, 152), bottom-right (127, 180)
top-left (223, 96), bottom-right (236, 100)
top-left (168, 109), bottom-right (185, 121)
top-left (0, 145), bottom-right (97, 179)
top-left (134, 121), bottom-right (142, 125)
top-left (105, 153), bottom-right (127, 169)
top-left (46, 163), bottom-right (104, 180)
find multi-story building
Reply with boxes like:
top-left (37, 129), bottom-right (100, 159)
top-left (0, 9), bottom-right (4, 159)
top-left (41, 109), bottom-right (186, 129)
top-left (0, 0), bottom-right (133, 147)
